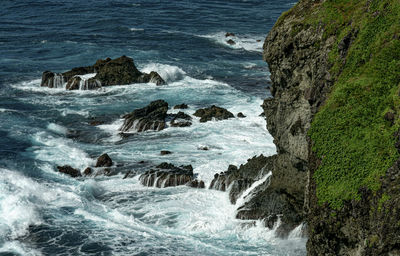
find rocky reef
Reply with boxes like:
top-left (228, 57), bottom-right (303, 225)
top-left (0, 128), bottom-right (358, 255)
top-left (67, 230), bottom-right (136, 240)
top-left (193, 105), bottom-right (234, 123)
top-left (262, 0), bottom-right (400, 254)
top-left (41, 56), bottom-right (165, 90)
top-left (120, 100), bottom-right (168, 133)
top-left (139, 163), bottom-right (203, 188)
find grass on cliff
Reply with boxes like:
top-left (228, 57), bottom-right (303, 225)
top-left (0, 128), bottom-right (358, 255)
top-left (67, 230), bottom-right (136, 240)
top-left (299, 0), bottom-right (400, 208)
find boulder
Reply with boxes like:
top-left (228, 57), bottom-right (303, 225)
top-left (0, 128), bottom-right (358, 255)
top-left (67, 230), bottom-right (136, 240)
top-left (83, 167), bottom-right (94, 176)
top-left (40, 56), bottom-right (165, 90)
top-left (193, 105), bottom-right (234, 123)
top-left (120, 100), bottom-right (168, 132)
top-left (237, 112), bottom-right (246, 118)
top-left (57, 165), bottom-right (82, 177)
top-left (95, 153), bottom-right (113, 167)
top-left (139, 163), bottom-right (194, 188)
top-left (173, 103), bottom-right (188, 109)
top-left (225, 32), bottom-right (235, 37)
top-left (170, 111), bottom-right (192, 127)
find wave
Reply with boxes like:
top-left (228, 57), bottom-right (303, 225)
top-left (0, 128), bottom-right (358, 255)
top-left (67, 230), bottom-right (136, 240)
top-left (198, 32), bottom-right (264, 52)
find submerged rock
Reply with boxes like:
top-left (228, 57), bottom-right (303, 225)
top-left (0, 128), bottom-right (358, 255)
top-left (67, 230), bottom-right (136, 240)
top-left (40, 56), bottom-right (165, 90)
top-left (193, 105), bottom-right (234, 123)
top-left (120, 100), bottom-right (168, 133)
top-left (160, 150), bottom-right (172, 155)
top-left (139, 163), bottom-right (194, 188)
top-left (170, 111), bottom-right (192, 127)
top-left (226, 39), bottom-right (236, 45)
top-left (57, 165), bottom-right (82, 177)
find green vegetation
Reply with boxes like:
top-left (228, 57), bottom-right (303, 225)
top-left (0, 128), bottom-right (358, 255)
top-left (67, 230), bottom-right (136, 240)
top-left (291, 0), bottom-right (400, 208)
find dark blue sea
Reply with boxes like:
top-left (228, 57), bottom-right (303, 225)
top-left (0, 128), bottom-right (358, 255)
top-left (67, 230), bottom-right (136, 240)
top-left (0, 1), bottom-right (306, 255)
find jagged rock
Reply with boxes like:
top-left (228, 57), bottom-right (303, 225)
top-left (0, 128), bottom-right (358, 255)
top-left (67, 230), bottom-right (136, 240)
top-left (170, 111), bottom-right (192, 127)
top-left (95, 153), bottom-right (113, 167)
top-left (225, 32), bottom-right (235, 37)
top-left (226, 39), bottom-right (236, 45)
top-left (41, 71), bottom-right (64, 88)
top-left (83, 167), bottom-right (93, 176)
top-left (120, 100), bottom-right (168, 132)
top-left (198, 146), bottom-right (209, 151)
top-left (193, 105), bottom-right (234, 123)
top-left (139, 163), bottom-right (194, 188)
top-left (57, 165), bottom-right (81, 177)
top-left (187, 179), bottom-right (205, 189)
top-left (160, 150), bottom-right (172, 155)
top-left (173, 103), bottom-right (188, 109)
top-left (237, 112), bottom-right (246, 118)
top-left (40, 56), bottom-right (165, 89)
top-left (209, 155), bottom-right (273, 204)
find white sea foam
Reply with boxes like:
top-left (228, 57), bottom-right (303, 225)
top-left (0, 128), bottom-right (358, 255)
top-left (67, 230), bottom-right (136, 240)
top-left (199, 32), bottom-right (264, 52)
top-left (141, 63), bottom-right (187, 83)
top-left (30, 131), bottom-right (94, 170)
top-left (130, 27), bottom-right (144, 32)
top-left (47, 123), bottom-right (68, 135)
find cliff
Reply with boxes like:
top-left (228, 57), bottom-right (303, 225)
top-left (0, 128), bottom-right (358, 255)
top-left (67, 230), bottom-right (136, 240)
top-left (263, 0), bottom-right (400, 255)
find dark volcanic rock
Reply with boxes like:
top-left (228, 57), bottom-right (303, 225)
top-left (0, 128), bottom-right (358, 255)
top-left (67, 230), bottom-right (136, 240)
top-left (95, 153), bottom-right (113, 167)
top-left (40, 56), bottom-right (165, 90)
top-left (209, 155), bottom-right (273, 204)
top-left (170, 111), bottom-right (192, 127)
top-left (120, 100), bottom-right (168, 132)
top-left (173, 103), bottom-right (188, 109)
top-left (83, 167), bottom-right (94, 176)
top-left (139, 163), bottom-right (194, 188)
top-left (187, 179), bottom-right (205, 189)
top-left (160, 150), bottom-right (172, 155)
top-left (57, 165), bottom-right (81, 177)
top-left (193, 105), bottom-right (234, 123)
top-left (226, 39), bottom-right (236, 45)
top-left (237, 112), bottom-right (246, 118)
top-left (41, 71), bottom-right (64, 88)
top-left (225, 32), bottom-right (235, 37)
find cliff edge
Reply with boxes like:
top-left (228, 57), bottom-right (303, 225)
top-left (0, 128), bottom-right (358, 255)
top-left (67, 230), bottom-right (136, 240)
top-left (264, 0), bottom-right (400, 255)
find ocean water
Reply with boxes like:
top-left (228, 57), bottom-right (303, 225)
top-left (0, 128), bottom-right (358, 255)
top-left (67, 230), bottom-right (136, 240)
top-left (0, 1), bottom-right (306, 255)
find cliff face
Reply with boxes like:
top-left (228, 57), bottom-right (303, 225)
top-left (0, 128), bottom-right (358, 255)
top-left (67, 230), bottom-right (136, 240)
top-left (261, 0), bottom-right (334, 237)
top-left (264, 0), bottom-right (400, 255)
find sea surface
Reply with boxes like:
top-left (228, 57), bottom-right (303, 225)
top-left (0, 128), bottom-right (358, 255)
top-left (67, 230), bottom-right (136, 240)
top-left (0, 1), bottom-right (306, 255)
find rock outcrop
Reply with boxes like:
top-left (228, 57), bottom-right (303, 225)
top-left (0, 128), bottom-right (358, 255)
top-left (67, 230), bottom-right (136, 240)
top-left (57, 165), bottom-right (81, 177)
top-left (209, 155), bottom-right (273, 204)
top-left (139, 163), bottom-right (194, 188)
top-left (41, 56), bottom-right (165, 90)
top-left (193, 105), bottom-right (234, 123)
top-left (120, 100), bottom-right (168, 133)
top-left (170, 111), bottom-right (192, 127)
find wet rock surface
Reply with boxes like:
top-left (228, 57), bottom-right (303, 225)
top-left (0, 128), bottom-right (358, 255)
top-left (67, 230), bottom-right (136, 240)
top-left (41, 56), bottom-right (165, 90)
top-left (120, 100), bottom-right (168, 133)
top-left (57, 165), bottom-right (81, 177)
top-left (139, 163), bottom-right (194, 188)
top-left (95, 153), bottom-right (113, 167)
top-left (170, 111), bottom-right (192, 127)
top-left (193, 105), bottom-right (234, 123)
